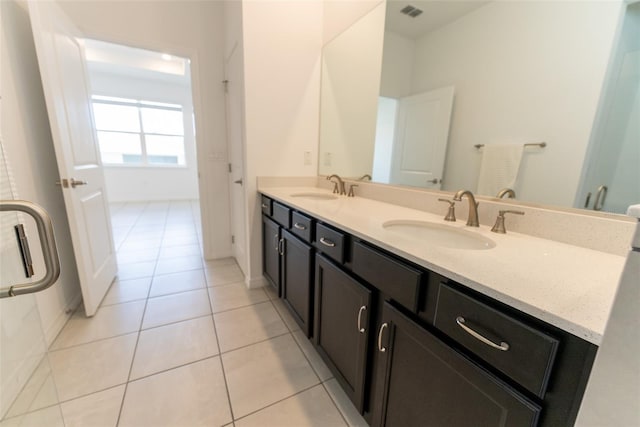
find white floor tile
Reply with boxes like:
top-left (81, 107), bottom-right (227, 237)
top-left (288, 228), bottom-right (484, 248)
top-left (119, 357), bottom-right (232, 427)
top-left (158, 244), bottom-right (201, 259)
top-left (292, 330), bottom-right (333, 382)
top-left (48, 334), bottom-right (137, 402)
top-left (117, 261), bottom-right (156, 280)
top-left (206, 264), bottom-right (244, 287)
top-left (222, 334), bottom-right (319, 419)
top-left (0, 405), bottom-right (64, 427)
top-left (149, 269), bottom-right (207, 297)
top-left (161, 234), bottom-right (200, 247)
top-left (116, 249), bottom-right (158, 265)
top-left (203, 257), bottom-right (238, 268)
top-left (60, 385), bottom-right (125, 427)
top-left (142, 289), bottom-right (211, 329)
top-left (6, 358), bottom-right (56, 417)
top-left (271, 298), bottom-right (302, 332)
top-left (102, 278), bottom-right (151, 306)
top-left (323, 379), bottom-right (368, 427)
top-left (235, 385), bottom-right (347, 427)
top-left (154, 255), bottom-right (203, 275)
top-left (214, 302), bottom-right (288, 352)
top-left (130, 316), bottom-right (219, 380)
top-left (52, 301), bottom-right (145, 350)
top-left (208, 282), bottom-right (269, 313)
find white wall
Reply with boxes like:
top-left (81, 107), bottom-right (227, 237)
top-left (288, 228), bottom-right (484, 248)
top-left (408, 1), bottom-right (622, 206)
top-left (318, 3), bottom-right (386, 177)
top-left (1, 1), bottom-right (81, 347)
top-left (379, 30), bottom-right (414, 99)
top-left (323, 0), bottom-right (382, 44)
top-left (59, 0), bottom-right (231, 259)
top-left (241, 0), bottom-right (324, 286)
top-left (88, 70), bottom-right (199, 202)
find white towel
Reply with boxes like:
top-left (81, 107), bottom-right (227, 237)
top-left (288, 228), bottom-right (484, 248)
top-left (476, 144), bottom-right (524, 197)
top-left (626, 204), bottom-right (640, 218)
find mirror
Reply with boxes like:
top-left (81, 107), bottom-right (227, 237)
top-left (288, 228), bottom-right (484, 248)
top-left (319, 1), bottom-right (639, 214)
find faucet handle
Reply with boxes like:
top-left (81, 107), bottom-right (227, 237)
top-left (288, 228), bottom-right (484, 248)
top-left (491, 210), bottom-right (524, 234)
top-left (348, 184), bottom-right (358, 197)
top-left (438, 198), bottom-right (456, 222)
top-left (330, 181), bottom-right (339, 194)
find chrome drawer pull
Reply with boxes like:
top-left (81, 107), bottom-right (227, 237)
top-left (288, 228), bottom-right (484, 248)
top-left (278, 238), bottom-right (285, 256)
top-left (455, 316), bottom-right (510, 351)
top-left (261, 203), bottom-right (269, 209)
top-left (357, 305), bottom-right (367, 333)
top-left (377, 323), bottom-right (388, 352)
top-left (319, 237), bottom-right (336, 247)
top-left (294, 223), bottom-right (307, 230)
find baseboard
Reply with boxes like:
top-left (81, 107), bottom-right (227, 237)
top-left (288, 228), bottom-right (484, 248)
top-left (43, 292), bottom-right (82, 348)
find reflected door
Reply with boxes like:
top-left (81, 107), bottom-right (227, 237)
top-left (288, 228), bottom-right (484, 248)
top-left (389, 86), bottom-right (454, 188)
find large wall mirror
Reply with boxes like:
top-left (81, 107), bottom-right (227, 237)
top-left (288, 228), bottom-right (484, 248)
top-left (319, 0), bottom-right (639, 215)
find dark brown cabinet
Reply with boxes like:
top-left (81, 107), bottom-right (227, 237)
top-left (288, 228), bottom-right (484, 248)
top-left (373, 302), bottom-right (541, 427)
top-left (281, 229), bottom-right (314, 336)
top-left (262, 215), bottom-right (280, 294)
top-left (314, 254), bottom-right (371, 412)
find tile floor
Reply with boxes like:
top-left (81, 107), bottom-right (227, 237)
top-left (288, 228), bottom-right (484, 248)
top-left (2, 201), bottom-right (367, 427)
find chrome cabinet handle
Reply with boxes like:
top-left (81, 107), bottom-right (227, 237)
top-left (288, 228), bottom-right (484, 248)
top-left (293, 223), bottom-right (307, 230)
top-left (319, 237), bottom-right (335, 247)
top-left (278, 238), bottom-right (284, 256)
top-left (455, 316), bottom-right (510, 351)
top-left (273, 234), bottom-right (279, 251)
top-left (377, 323), bottom-right (388, 352)
top-left (593, 185), bottom-right (608, 211)
top-left (262, 203), bottom-right (268, 209)
top-left (357, 305), bottom-right (367, 333)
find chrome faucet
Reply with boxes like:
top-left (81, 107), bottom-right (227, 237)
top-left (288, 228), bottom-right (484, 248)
top-left (326, 174), bottom-right (346, 195)
top-left (453, 190), bottom-right (480, 227)
top-left (496, 188), bottom-right (516, 199)
top-left (358, 174), bottom-right (372, 181)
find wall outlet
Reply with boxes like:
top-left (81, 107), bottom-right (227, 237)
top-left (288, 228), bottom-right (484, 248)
top-left (304, 151), bottom-right (312, 165)
top-left (323, 152), bottom-right (332, 167)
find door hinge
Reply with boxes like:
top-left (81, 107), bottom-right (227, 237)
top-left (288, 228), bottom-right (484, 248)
top-left (231, 235), bottom-right (235, 244)
top-left (222, 79), bottom-right (229, 93)
top-left (228, 163), bottom-right (232, 173)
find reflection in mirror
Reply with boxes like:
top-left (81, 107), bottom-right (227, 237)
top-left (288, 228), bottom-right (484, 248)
top-left (319, 0), bottom-right (639, 214)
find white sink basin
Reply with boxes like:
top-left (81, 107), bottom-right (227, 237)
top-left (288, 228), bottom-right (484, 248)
top-left (290, 192), bottom-right (338, 200)
top-left (382, 220), bottom-right (496, 250)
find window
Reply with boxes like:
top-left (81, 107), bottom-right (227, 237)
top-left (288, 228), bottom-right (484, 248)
top-left (92, 95), bottom-right (186, 166)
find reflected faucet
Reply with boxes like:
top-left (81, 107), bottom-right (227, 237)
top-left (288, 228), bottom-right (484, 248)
top-left (326, 174), bottom-right (346, 195)
top-left (496, 188), bottom-right (516, 199)
top-left (358, 174), bottom-right (372, 181)
top-left (453, 190), bottom-right (480, 227)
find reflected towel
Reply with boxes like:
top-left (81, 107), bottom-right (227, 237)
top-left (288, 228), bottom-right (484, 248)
top-left (626, 204), bottom-right (640, 218)
top-left (476, 144), bottom-right (524, 196)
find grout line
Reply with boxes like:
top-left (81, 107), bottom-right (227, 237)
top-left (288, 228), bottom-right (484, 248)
top-left (204, 275), bottom-right (236, 422)
top-left (115, 201), bottom-right (168, 426)
top-left (321, 381), bottom-right (353, 427)
top-left (231, 382), bottom-right (323, 423)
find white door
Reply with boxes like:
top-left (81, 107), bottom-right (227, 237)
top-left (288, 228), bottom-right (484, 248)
top-left (389, 86), bottom-right (454, 188)
top-left (225, 44), bottom-right (247, 275)
top-left (28, 1), bottom-right (116, 316)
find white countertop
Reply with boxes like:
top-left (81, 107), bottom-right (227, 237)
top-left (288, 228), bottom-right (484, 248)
top-left (260, 186), bottom-right (627, 345)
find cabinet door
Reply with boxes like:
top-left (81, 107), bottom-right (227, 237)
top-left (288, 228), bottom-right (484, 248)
top-left (282, 230), bottom-right (314, 337)
top-left (262, 215), bottom-right (281, 294)
top-left (314, 254), bottom-right (372, 412)
top-left (373, 302), bottom-right (541, 427)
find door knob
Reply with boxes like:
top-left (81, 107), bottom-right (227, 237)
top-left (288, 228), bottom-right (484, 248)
top-left (69, 178), bottom-right (88, 188)
top-left (427, 178), bottom-right (441, 184)
top-left (234, 179), bottom-right (243, 185)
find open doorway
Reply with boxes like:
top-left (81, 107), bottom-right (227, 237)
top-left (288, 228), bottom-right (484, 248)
top-left (82, 40), bottom-right (203, 253)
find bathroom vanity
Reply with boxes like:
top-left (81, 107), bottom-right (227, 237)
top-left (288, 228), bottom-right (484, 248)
top-left (259, 184), bottom-right (628, 427)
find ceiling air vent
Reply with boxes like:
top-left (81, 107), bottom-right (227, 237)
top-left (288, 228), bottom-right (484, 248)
top-left (400, 5), bottom-right (423, 18)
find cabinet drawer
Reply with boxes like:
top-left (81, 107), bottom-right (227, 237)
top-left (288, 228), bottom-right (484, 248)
top-left (434, 284), bottom-right (559, 398)
top-left (272, 202), bottom-right (291, 228)
top-left (315, 223), bottom-right (345, 264)
top-left (290, 211), bottom-right (313, 243)
top-left (352, 242), bottom-right (421, 312)
top-left (261, 196), bottom-right (272, 216)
